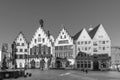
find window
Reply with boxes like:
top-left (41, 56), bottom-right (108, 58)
top-left (16, 49), bottom-right (18, 52)
top-left (58, 40), bottom-right (68, 44)
top-left (30, 48), bottom-right (32, 55)
top-left (78, 47), bottom-right (80, 51)
top-left (88, 41), bottom-right (91, 44)
top-left (34, 39), bottom-right (37, 43)
top-left (38, 38), bottom-right (41, 42)
top-left (102, 41), bottom-right (105, 44)
top-left (17, 43), bottom-right (20, 46)
top-left (20, 38), bottom-right (22, 41)
top-left (85, 41), bottom-right (87, 44)
top-left (59, 46), bottom-right (63, 50)
top-left (61, 36), bottom-right (62, 39)
top-left (64, 46), bottom-right (68, 50)
top-left (55, 46), bottom-right (58, 50)
top-left (84, 61), bottom-right (87, 68)
top-left (103, 47), bottom-right (105, 50)
top-left (85, 47), bottom-right (87, 51)
top-left (93, 41), bottom-right (97, 46)
top-left (25, 49), bottom-right (27, 52)
top-left (20, 49), bottom-right (23, 52)
top-left (64, 35), bottom-right (66, 38)
top-left (93, 48), bottom-right (97, 52)
top-left (89, 47), bottom-right (91, 50)
top-left (43, 38), bottom-right (45, 43)
top-left (106, 40), bottom-right (109, 43)
top-left (88, 61), bottom-right (91, 68)
top-left (81, 41), bottom-right (83, 45)
top-left (38, 34), bottom-right (41, 36)
top-left (19, 55), bottom-right (23, 59)
top-left (22, 43), bottom-right (24, 46)
top-left (78, 41), bottom-right (80, 45)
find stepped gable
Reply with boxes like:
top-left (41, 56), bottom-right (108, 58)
top-left (88, 24), bottom-right (100, 39)
top-left (55, 26), bottom-right (72, 42)
top-left (14, 31), bottom-right (28, 44)
top-left (72, 28), bottom-right (83, 40)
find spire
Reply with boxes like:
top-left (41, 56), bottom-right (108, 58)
top-left (39, 19), bottom-right (44, 28)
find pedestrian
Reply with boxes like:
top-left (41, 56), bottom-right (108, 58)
top-left (85, 69), bottom-right (88, 74)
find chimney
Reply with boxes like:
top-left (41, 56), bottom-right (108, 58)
top-left (88, 25), bottom-right (93, 31)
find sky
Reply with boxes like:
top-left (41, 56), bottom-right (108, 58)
top-left (0, 0), bottom-right (120, 50)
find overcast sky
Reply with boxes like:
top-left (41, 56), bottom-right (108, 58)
top-left (0, 0), bottom-right (120, 50)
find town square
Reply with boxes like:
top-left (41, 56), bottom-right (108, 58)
top-left (0, 0), bottom-right (120, 80)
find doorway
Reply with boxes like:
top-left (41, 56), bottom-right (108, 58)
top-left (93, 60), bottom-right (99, 70)
top-left (55, 60), bottom-right (62, 68)
top-left (30, 60), bottom-right (35, 69)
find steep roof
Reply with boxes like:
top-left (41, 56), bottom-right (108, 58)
top-left (88, 24), bottom-right (100, 39)
top-left (55, 26), bottom-right (72, 41)
top-left (14, 31), bottom-right (28, 44)
top-left (72, 29), bottom-right (83, 40)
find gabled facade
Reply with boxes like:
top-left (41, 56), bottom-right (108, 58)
top-left (14, 32), bottom-right (28, 68)
top-left (88, 24), bottom-right (111, 71)
top-left (54, 27), bottom-right (75, 68)
top-left (73, 28), bottom-right (93, 70)
top-left (89, 24), bottom-right (111, 56)
top-left (73, 28), bottom-right (92, 56)
top-left (29, 26), bottom-right (54, 69)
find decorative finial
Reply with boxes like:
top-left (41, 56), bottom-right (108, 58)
top-left (39, 19), bottom-right (44, 27)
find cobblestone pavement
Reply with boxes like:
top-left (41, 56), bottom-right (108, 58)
top-left (5, 69), bottom-right (120, 80)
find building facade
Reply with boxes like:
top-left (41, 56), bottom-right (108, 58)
top-left (54, 28), bottom-right (75, 68)
top-left (111, 46), bottom-right (120, 70)
top-left (28, 25), bottom-right (54, 69)
top-left (73, 28), bottom-right (93, 70)
top-left (88, 24), bottom-right (111, 70)
top-left (14, 32), bottom-right (28, 68)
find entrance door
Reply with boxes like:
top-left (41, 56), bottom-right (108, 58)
top-left (30, 60), bottom-right (35, 69)
top-left (56, 60), bottom-right (62, 68)
top-left (93, 60), bottom-right (99, 70)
